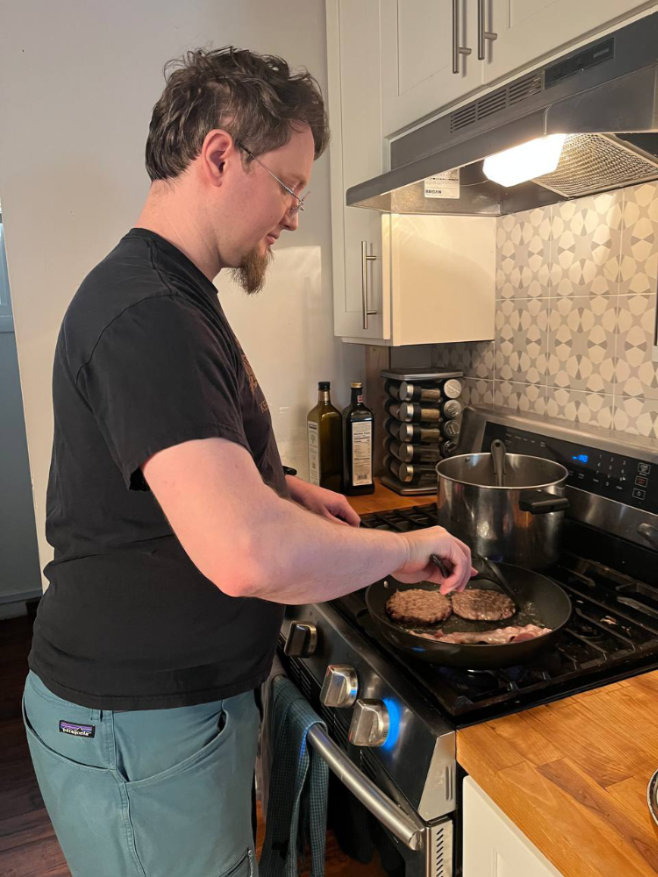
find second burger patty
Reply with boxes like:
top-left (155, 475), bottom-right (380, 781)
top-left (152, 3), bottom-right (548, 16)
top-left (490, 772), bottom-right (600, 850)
top-left (451, 588), bottom-right (516, 622)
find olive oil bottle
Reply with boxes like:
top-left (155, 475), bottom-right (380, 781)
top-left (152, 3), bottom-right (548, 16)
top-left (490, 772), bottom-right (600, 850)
top-left (342, 381), bottom-right (374, 495)
top-left (307, 381), bottom-right (343, 490)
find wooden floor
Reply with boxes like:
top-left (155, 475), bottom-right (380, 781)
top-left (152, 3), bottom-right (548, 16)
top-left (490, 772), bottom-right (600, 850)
top-left (0, 614), bottom-right (383, 877)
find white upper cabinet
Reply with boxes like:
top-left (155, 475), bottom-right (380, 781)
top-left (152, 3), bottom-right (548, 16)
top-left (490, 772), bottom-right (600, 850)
top-left (327, 0), bottom-right (496, 346)
top-left (379, 0), bottom-right (655, 139)
top-left (380, 0), bottom-right (486, 137)
top-left (484, 1), bottom-right (656, 86)
top-left (327, 0), bottom-right (390, 341)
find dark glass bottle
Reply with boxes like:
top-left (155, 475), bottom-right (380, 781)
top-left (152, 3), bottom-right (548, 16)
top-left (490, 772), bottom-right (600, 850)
top-left (307, 381), bottom-right (342, 491)
top-left (342, 382), bottom-right (374, 495)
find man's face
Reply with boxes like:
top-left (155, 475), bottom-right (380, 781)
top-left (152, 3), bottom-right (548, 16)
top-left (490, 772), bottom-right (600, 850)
top-left (230, 124), bottom-right (314, 294)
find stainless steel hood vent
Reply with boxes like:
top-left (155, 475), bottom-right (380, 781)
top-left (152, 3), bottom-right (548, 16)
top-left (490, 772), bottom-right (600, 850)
top-left (347, 12), bottom-right (658, 216)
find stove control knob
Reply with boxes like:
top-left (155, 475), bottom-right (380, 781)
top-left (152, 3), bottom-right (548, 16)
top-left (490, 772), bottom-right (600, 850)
top-left (320, 665), bottom-right (358, 708)
top-left (348, 699), bottom-right (390, 747)
top-left (284, 622), bottom-right (317, 657)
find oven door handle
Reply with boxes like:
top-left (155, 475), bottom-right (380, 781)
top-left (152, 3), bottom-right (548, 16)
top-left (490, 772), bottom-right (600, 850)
top-left (306, 724), bottom-right (425, 852)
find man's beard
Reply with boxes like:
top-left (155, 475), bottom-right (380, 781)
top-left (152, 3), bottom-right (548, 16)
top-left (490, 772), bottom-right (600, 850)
top-left (231, 247), bottom-right (272, 295)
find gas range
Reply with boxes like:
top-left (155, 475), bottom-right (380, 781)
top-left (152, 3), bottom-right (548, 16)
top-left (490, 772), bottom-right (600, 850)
top-left (279, 409), bottom-right (658, 876)
top-left (346, 502), bottom-right (658, 724)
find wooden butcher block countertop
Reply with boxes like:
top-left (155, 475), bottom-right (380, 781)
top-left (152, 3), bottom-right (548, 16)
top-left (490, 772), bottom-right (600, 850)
top-left (458, 671), bottom-right (658, 876)
top-left (347, 479), bottom-right (434, 516)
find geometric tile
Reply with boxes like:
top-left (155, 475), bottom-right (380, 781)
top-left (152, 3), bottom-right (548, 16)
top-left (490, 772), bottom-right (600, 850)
top-left (612, 396), bottom-right (658, 439)
top-left (495, 298), bottom-right (548, 383)
top-left (547, 295), bottom-right (618, 393)
top-left (619, 181), bottom-right (658, 296)
top-left (496, 208), bottom-right (551, 299)
top-left (494, 380), bottom-right (547, 415)
top-left (545, 388), bottom-right (614, 430)
top-left (431, 342), bottom-right (470, 373)
top-left (615, 294), bottom-right (658, 399)
top-left (462, 377), bottom-right (494, 409)
top-left (466, 341), bottom-right (495, 379)
top-left (549, 190), bottom-right (622, 296)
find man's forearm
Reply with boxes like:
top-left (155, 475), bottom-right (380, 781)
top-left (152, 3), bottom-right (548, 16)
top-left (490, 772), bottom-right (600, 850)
top-left (235, 490), bottom-right (409, 604)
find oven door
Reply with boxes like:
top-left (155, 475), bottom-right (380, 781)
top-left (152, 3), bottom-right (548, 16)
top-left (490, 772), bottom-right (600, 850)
top-left (269, 664), bottom-right (454, 877)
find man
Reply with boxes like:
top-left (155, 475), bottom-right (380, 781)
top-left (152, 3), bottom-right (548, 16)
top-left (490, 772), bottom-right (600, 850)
top-left (23, 47), bottom-right (473, 877)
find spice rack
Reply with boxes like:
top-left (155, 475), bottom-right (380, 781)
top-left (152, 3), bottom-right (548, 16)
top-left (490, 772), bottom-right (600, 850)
top-left (380, 367), bottom-right (464, 496)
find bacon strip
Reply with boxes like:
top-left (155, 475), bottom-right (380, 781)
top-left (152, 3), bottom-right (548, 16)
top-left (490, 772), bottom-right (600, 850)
top-left (412, 623), bottom-right (551, 645)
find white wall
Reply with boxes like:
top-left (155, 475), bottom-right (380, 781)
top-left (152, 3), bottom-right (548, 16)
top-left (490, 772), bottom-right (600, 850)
top-left (0, 0), bottom-right (363, 582)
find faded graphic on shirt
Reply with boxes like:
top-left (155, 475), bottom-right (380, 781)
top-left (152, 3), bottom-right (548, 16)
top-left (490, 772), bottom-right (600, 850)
top-left (241, 352), bottom-right (269, 414)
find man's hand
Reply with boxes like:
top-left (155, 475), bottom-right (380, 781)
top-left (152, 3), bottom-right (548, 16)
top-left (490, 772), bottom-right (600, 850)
top-left (285, 475), bottom-right (361, 527)
top-left (393, 526), bottom-right (476, 595)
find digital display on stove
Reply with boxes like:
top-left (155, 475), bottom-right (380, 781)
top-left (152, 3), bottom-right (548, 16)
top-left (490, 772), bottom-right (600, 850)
top-left (482, 423), bottom-right (658, 515)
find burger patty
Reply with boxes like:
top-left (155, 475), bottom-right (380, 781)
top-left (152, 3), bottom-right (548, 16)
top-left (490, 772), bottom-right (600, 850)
top-left (451, 588), bottom-right (516, 622)
top-left (386, 589), bottom-right (452, 625)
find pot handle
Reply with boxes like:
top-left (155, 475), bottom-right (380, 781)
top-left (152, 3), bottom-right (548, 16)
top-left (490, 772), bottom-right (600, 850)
top-left (519, 489), bottom-right (569, 515)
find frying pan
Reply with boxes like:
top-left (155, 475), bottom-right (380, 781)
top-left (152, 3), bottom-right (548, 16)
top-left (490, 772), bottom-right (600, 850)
top-left (365, 563), bottom-right (572, 669)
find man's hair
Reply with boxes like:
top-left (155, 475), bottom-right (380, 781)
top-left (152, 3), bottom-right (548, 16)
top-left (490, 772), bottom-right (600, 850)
top-left (145, 47), bottom-right (329, 181)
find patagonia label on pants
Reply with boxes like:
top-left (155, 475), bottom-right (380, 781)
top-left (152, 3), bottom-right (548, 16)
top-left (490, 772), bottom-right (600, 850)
top-left (59, 720), bottom-right (95, 738)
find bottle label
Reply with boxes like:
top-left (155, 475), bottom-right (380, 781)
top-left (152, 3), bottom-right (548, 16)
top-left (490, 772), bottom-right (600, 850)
top-left (351, 422), bottom-right (372, 486)
top-left (307, 421), bottom-right (320, 486)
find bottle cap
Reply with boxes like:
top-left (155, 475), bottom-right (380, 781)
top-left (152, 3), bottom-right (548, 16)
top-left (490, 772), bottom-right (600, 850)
top-left (318, 381), bottom-right (331, 390)
top-left (351, 381), bottom-right (363, 389)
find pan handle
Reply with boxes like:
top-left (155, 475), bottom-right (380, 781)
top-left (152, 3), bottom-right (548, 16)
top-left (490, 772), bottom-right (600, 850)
top-left (519, 489), bottom-right (569, 514)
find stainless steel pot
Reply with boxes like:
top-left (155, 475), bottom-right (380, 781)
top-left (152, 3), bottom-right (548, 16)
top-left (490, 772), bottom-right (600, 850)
top-left (436, 452), bottom-right (569, 569)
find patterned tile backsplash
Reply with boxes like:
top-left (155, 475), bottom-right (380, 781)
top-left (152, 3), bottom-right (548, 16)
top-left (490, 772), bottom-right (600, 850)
top-left (433, 181), bottom-right (658, 440)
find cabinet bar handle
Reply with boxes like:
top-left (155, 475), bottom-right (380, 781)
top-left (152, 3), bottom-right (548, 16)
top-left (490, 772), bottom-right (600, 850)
top-left (452, 0), bottom-right (472, 74)
top-left (477, 0), bottom-right (498, 60)
top-left (361, 240), bottom-right (377, 330)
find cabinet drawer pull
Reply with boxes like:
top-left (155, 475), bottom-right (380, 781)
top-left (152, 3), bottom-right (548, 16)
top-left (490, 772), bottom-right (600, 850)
top-left (477, 0), bottom-right (498, 60)
top-left (361, 240), bottom-right (378, 330)
top-left (452, 0), bottom-right (472, 74)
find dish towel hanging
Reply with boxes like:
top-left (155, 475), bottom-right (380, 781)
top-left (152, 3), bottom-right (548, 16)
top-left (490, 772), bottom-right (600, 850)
top-left (259, 673), bottom-right (329, 877)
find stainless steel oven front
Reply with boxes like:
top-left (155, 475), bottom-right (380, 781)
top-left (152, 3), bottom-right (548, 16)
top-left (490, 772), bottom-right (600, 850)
top-left (279, 602), bottom-right (456, 877)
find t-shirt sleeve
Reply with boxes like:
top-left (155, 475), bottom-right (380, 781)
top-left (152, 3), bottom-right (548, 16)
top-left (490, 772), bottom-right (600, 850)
top-left (76, 295), bottom-right (250, 490)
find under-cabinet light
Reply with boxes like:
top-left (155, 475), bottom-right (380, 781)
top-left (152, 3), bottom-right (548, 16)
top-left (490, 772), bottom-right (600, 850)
top-left (483, 134), bottom-right (567, 187)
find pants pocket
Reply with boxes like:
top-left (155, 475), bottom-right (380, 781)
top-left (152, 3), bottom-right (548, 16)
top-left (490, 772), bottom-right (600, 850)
top-left (23, 694), bottom-right (143, 877)
top-left (124, 690), bottom-right (260, 877)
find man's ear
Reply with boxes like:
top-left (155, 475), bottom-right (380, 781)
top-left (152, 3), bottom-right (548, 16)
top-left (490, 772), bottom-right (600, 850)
top-left (200, 129), bottom-right (235, 186)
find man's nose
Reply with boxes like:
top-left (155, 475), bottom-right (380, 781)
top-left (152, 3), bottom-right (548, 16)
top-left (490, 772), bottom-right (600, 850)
top-left (282, 208), bottom-right (299, 231)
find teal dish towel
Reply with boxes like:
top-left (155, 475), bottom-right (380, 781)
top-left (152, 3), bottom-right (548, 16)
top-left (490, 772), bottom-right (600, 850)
top-left (259, 675), bottom-right (329, 877)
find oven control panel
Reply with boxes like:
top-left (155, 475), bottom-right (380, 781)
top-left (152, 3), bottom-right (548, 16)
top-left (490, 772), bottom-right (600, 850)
top-left (482, 422), bottom-right (658, 515)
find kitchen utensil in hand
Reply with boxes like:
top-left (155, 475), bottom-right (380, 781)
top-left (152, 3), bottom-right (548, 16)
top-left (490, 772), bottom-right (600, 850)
top-left (490, 439), bottom-right (506, 486)
top-left (473, 554), bottom-right (518, 610)
top-left (430, 553), bottom-right (450, 579)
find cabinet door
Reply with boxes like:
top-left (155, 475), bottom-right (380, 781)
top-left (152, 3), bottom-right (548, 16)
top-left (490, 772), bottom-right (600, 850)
top-left (463, 776), bottom-right (563, 876)
top-left (483, 0), bottom-right (655, 85)
top-left (380, 0), bottom-right (485, 137)
top-left (327, 0), bottom-right (390, 341)
top-left (387, 215), bottom-right (495, 346)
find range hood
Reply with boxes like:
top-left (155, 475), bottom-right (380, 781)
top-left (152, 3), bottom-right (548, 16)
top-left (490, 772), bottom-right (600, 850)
top-left (347, 12), bottom-right (658, 216)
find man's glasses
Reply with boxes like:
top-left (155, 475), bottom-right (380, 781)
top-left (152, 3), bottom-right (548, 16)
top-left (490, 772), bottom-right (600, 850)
top-left (236, 142), bottom-right (309, 217)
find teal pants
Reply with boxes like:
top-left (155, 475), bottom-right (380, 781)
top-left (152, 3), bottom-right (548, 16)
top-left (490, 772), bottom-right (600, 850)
top-left (23, 671), bottom-right (260, 877)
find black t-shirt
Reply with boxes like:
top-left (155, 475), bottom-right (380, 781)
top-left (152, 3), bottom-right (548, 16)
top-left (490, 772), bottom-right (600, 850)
top-left (29, 228), bottom-right (287, 709)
